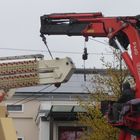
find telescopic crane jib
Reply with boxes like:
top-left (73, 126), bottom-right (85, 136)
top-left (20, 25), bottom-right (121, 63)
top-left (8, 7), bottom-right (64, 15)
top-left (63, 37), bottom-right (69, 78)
top-left (40, 12), bottom-right (140, 140)
top-left (0, 54), bottom-right (75, 140)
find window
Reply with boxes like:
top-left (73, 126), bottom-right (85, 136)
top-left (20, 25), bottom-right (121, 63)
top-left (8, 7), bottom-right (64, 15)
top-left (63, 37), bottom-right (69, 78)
top-left (17, 137), bottom-right (24, 140)
top-left (58, 126), bottom-right (85, 140)
top-left (7, 104), bottom-right (23, 112)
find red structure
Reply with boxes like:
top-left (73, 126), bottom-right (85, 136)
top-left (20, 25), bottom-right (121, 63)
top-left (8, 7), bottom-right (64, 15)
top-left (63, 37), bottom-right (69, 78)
top-left (40, 12), bottom-right (140, 140)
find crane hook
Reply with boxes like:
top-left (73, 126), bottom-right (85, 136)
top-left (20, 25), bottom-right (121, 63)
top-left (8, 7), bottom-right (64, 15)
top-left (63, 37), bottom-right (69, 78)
top-left (82, 47), bottom-right (88, 60)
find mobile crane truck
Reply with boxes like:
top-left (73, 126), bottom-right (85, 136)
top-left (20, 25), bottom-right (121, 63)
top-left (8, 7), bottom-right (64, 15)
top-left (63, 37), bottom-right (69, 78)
top-left (0, 54), bottom-right (75, 140)
top-left (40, 12), bottom-right (140, 140)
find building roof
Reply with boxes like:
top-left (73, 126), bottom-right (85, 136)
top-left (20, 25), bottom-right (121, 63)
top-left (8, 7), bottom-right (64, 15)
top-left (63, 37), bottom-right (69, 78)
top-left (15, 68), bottom-right (107, 95)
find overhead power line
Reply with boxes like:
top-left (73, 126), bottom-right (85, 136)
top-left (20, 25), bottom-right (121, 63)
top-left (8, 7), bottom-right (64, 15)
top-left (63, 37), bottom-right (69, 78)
top-left (0, 38), bottom-right (114, 56)
top-left (21, 87), bottom-right (58, 104)
top-left (0, 47), bottom-right (113, 56)
top-left (13, 84), bottom-right (53, 105)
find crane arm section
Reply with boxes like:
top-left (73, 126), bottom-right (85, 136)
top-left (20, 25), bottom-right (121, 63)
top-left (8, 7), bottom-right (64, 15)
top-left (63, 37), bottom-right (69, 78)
top-left (40, 12), bottom-right (139, 38)
top-left (0, 54), bottom-right (75, 101)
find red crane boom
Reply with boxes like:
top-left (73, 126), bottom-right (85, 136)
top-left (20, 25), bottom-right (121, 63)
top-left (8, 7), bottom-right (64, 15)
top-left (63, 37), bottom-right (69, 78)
top-left (40, 12), bottom-right (140, 140)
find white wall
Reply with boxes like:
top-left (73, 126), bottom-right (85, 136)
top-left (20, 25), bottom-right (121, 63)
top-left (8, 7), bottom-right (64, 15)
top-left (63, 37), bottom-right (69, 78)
top-left (39, 118), bottom-right (50, 140)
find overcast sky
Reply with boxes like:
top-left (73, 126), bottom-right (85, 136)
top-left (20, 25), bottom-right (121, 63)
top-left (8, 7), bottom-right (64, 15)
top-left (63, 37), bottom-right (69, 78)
top-left (0, 0), bottom-right (140, 68)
